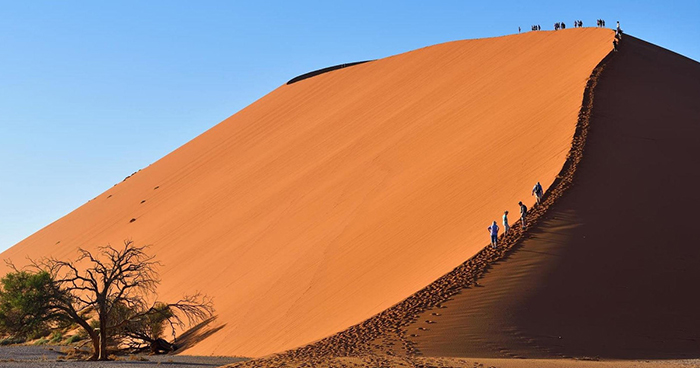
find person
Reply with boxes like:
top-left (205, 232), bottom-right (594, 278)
top-left (613, 38), bottom-right (618, 52)
top-left (503, 211), bottom-right (510, 235)
top-left (488, 221), bottom-right (499, 248)
top-left (532, 181), bottom-right (544, 205)
top-left (561, 22), bottom-right (566, 29)
top-left (518, 201), bottom-right (528, 229)
top-left (519, 26), bottom-right (521, 33)
top-left (616, 21), bottom-right (623, 39)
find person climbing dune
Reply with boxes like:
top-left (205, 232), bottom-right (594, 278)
top-left (519, 201), bottom-right (528, 229)
top-left (532, 181), bottom-right (543, 205)
top-left (488, 221), bottom-right (499, 248)
top-left (503, 210), bottom-right (510, 235)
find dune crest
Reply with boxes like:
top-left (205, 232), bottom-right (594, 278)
top-left (2, 28), bottom-right (613, 357)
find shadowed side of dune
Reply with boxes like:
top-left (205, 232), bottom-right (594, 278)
top-left (406, 35), bottom-right (700, 360)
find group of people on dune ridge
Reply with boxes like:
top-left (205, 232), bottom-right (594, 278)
top-left (487, 182), bottom-right (542, 249)
top-left (520, 18), bottom-right (619, 34)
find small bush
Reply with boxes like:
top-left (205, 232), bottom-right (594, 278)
top-left (49, 332), bottom-right (62, 344)
top-left (33, 338), bottom-right (49, 345)
top-left (89, 319), bottom-right (100, 330)
top-left (27, 327), bottom-right (50, 340)
top-left (65, 334), bottom-right (83, 344)
top-left (0, 336), bottom-right (25, 345)
top-left (61, 347), bottom-right (92, 360)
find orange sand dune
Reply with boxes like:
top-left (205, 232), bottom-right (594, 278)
top-left (406, 35), bottom-right (700, 360)
top-left (1, 28), bottom-right (613, 357)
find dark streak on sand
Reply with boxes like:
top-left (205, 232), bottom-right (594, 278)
top-left (286, 61), bottom-right (374, 85)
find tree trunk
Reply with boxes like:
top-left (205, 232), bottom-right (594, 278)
top-left (67, 310), bottom-right (98, 361)
top-left (89, 334), bottom-right (99, 361)
top-left (98, 313), bottom-right (108, 360)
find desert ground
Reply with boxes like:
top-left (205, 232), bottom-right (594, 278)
top-left (0, 345), bottom-right (245, 367)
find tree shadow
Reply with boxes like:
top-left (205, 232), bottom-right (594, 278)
top-left (172, 316), bottom-right (226, 354)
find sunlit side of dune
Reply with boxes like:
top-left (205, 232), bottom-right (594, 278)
top-left (1, 28), bottom-right (613, 357)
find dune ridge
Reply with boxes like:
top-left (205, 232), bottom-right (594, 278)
top-left (2, 28), bottom-right (613, 357)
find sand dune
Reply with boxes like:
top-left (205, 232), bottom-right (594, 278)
top-left (405, 35), bottom-right (700, 360)
top-left (1, 28), bottom-right (613, 357)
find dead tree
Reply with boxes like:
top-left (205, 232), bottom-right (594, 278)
top-left (23, 240), bottom-right (213, 360)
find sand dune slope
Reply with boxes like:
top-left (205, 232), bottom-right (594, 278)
top-left (407, 35), bottom-right (700, 360)
top-left (2, 28), bottom-right (612, 357)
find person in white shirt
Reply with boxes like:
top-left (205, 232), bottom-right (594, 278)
top-left (532, 182), bottom-right (543, 205)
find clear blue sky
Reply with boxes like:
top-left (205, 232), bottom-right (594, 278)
top-left (2, 1), bottom-right (698, 252)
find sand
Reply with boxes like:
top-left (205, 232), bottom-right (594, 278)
top-left (1, 28), bottom-right (613, 357)
top-left (224, 29), bottom-right (613, 368)
top-left (227, 355), bottom-right (700, 368)
top-left (224, 33), bottom-right (700, 368)
top-left (402, 35), bottom-right (700, 360)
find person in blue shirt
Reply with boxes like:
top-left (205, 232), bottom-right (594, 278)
top-left (488, 221), bottom-right (500, 248)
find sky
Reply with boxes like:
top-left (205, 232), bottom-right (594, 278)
top-left (1, 1), bottom-right (699, 252)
